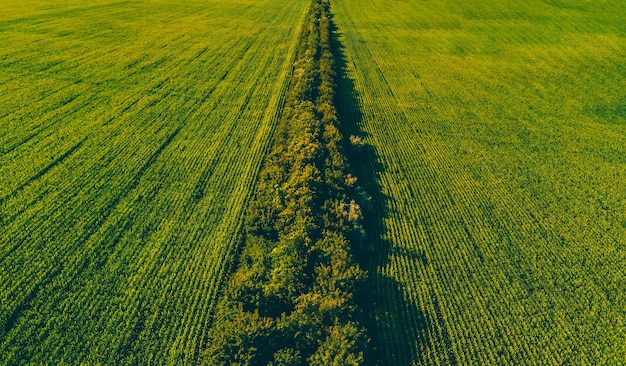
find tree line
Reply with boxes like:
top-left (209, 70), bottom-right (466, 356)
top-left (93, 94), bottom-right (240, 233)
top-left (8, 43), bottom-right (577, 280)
top-left (203, 0), bottom-right (372, 364)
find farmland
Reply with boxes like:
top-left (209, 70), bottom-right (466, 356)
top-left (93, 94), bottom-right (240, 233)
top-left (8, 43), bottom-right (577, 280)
top-left (2, 0), bottom-right (626, 364)
top-left (0, 0), bottom-right (309, 363)
top-left (332, 0), bottom-right (626, 364)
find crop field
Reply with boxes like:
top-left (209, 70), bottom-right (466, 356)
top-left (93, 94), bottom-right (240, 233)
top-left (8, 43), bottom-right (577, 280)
top-left (0, 0), bottom-right (309, 363)
top-left (333, 0), bottom-right (626, 364)
top-left (3, 0), bottom-right (626, 364)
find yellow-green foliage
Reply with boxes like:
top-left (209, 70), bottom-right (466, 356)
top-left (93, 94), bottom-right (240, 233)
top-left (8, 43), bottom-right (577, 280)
top-left (0, 0), bottom-right (309, 363)
top-left (204, 1), bottom-right (370, 363)
top-left (334, 0), bottom-right (626, 364)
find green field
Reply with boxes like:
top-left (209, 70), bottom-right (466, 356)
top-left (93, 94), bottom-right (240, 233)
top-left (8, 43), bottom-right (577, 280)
top-left (2, 0), bottom-right (626, 364)
top-left (333, 0), bottom-right (626, 364)
top-left (0, 0), bottom-right (308, 363)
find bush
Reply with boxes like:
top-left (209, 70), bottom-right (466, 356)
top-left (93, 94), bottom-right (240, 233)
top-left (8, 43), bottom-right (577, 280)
top-left (205, 1), bottom-right (370, 363)
top-left (349, 135), bottom-right (365, 148)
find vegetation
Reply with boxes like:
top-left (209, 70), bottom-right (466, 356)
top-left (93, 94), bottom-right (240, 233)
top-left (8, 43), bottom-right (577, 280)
top-left (0, 0), bottom-right (309, 363)
top-left (332, 0), bottom-right (626, 364)
top-left (3, 0), bottom-right (625, 364)
top-left (203, 0), bottom-right (370, 364)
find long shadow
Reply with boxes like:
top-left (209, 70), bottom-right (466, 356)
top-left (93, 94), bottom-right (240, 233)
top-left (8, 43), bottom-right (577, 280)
top-left (329, 14), bottom-right (429, 366)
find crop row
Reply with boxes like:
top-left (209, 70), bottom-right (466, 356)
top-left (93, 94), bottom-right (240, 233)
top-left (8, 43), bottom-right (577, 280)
top-left (333, 0), bottom-right (626, 364)
top-left (0, 0), bottom-right (309, 363)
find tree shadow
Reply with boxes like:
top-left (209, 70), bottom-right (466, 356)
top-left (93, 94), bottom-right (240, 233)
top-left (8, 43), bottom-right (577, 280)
top-left (329, 14), bottom-right (430, 366)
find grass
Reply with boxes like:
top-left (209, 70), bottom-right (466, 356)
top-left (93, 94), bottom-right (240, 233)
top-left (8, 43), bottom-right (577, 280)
top-left (332, 0), bottom-right (626, 364)
top-left (0, 0), bottom-right (308, 363)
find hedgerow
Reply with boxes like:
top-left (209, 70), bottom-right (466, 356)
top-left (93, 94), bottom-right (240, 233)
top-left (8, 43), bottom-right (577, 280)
top-left (203, 0), bottom-right (371, 364)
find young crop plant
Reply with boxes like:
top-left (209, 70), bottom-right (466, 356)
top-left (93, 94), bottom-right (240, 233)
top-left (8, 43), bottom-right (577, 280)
top-left (0, 0), bottom-right (311, 363)
top-left (203, 0), bottom-right (372, 364)
top-left (332, 0), bottom-right (626, 364)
